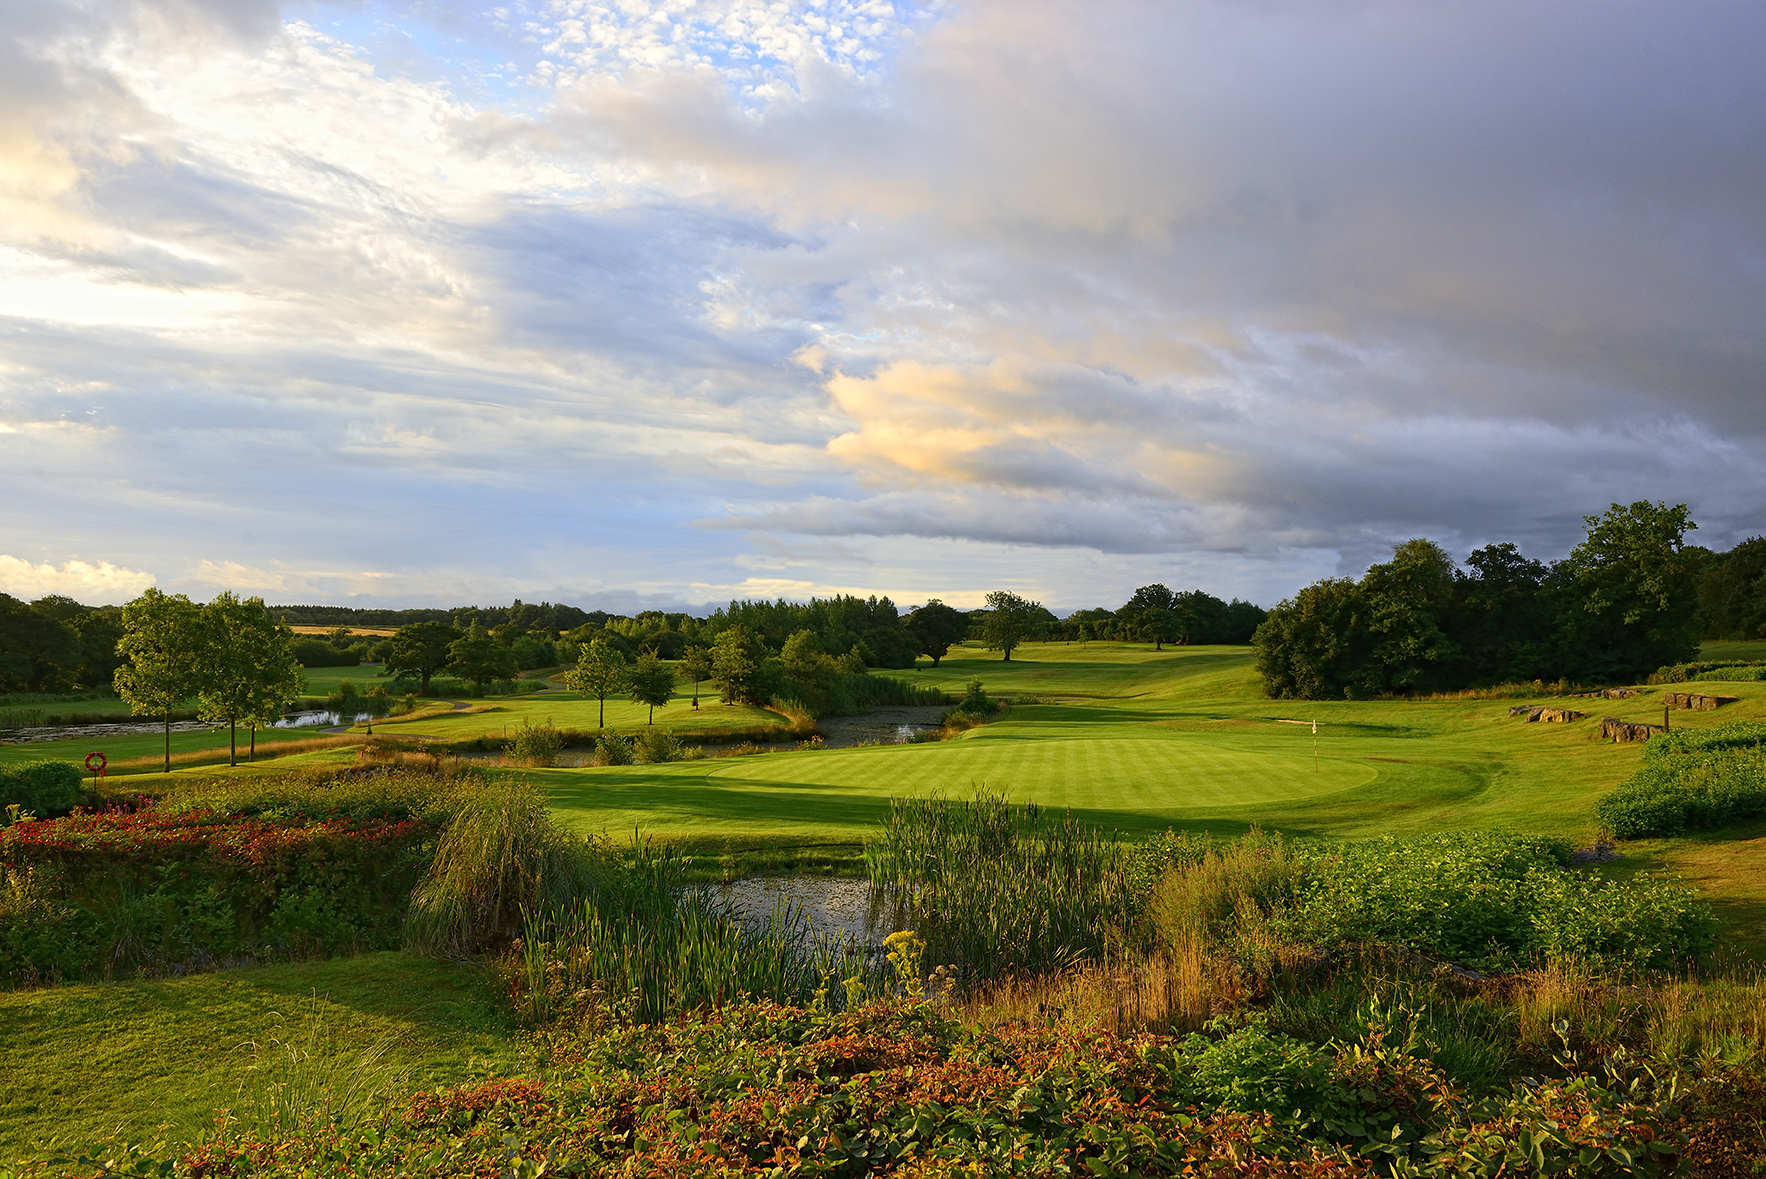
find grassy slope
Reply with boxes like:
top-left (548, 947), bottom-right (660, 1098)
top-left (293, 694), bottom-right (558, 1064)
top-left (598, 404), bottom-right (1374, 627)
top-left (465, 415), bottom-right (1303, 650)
top-left (0, 953), bottom-right (519, 1161)
top-left (536, 641), bottom-right (1765, 850)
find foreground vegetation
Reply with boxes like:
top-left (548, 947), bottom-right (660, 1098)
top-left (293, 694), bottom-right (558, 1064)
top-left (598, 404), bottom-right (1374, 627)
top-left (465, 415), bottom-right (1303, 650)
top-left (6, 636), bottom-right (1766, 1173)
top-left (5, 777), bottom-right (1764, 1175)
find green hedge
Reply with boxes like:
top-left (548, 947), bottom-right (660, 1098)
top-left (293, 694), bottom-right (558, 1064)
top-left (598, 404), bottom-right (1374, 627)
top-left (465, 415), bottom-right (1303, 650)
top-left (1649, 659), bottom-right (1766, 683)
top-left (1595, 722), bottom-right (1766, 837)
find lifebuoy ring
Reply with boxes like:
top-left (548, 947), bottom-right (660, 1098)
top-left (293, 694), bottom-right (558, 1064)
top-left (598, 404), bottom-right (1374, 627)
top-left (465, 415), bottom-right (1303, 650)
top-left (84, 751), bottom-right (107, 771)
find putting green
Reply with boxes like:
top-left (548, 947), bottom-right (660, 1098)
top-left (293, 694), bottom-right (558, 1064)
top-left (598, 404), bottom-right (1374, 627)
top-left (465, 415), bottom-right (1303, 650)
top-left (706, 734), bottom-right (1374, 811)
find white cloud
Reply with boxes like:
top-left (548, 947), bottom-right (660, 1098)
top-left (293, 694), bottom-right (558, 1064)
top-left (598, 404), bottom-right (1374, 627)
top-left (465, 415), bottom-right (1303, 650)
top-left (0, 555), bottom-right (155, 603)
top-left (0, 0), bottom-right (1762, 612)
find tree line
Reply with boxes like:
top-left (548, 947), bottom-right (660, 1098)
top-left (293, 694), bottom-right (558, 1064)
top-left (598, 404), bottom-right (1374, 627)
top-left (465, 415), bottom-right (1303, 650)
top-left (1252, 501), bottom-right (1758, 700)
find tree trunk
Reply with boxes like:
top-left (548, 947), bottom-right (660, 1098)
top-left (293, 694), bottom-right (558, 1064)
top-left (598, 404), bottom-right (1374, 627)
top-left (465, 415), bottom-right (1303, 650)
top-left (692, 681), bottom-right (699, 709)
top-left (164, 712), bottom-right (171, 774)
top-left (421, 669), bottom-right (431, 693)
top-left (648, 704), bottom-right (655, 724)
top-left (599, 695), bottom-right (605, 728)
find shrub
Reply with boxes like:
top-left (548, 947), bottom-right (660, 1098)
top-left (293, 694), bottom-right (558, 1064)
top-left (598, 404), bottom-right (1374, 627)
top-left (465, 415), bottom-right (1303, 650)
top-left (592, 732), bottom-right (634, 767)
top-left (1649, 659), bottom-right (1766, 684)
top-left (1138, 828), bottom-right (1715, 977)
top-left (0, 759), bottom-right (83, 818)
top-left (1, 803), bottom-right (433, 983)
top-left (1527, 868), bottom-right (1719, 972)
top-left (633, 728), bottom-right (681, 764)
top-left (506, 719), bottom-right (564, 766)
top-left (939, 677), bottom-right (996, 726)
top-left (1595, 722), bottom-right (1766, 837)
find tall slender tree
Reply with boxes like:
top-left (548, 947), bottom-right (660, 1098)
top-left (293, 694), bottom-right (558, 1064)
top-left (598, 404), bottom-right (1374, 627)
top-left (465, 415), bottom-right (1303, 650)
top-left (114, 588), bottom-right (204, 773)
top-left (627, 653), bottom-right (676, 724)
top-left (677, 644), bottom-right (712, 709)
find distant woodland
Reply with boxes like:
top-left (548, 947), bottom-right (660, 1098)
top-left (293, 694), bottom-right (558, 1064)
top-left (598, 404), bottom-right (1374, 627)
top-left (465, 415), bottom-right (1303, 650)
top-left (1253, 502), bottom-right (1764, 700)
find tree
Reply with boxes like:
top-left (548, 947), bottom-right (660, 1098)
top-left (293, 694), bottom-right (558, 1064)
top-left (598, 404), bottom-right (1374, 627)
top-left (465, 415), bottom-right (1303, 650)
top-left (384, 620), bottom-right (457, 693)
top-left (710, 625), bottom-right (766, 704)
top-left (1354, 539), bottom-right (1461, 695)
top-left (627, 653), bottom-right (676, 724)
top-left (568, 637), bottom-right (629, 728)
top-left (197, 592), bottom-right (303, 767)
top-left (1555, 501), bottom-right (1701, 681)
top-left (114, 588), bottom-right (205, 773)
top-left (1251, 578), bottom-right (1368, 700)
top-left (677, 644), bottom-right (712, 709)
top-left (0, 594), bottom-right (80, 691)
top-left (905, 599), bottom-right (970, 667)
top-left (446, 622), bottom-right (519, 693)
top-left (1698, 536), bottom-right (1766, 640)
top-left (981, 591), bottom-right (1041, 661)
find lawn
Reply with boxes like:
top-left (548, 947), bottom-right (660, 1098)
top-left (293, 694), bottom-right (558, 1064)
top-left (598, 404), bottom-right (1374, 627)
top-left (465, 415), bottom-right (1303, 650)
top-left (537, 640), bottom-right (1765, 850)
top-left (0, 952), bottom-right (519, 1161)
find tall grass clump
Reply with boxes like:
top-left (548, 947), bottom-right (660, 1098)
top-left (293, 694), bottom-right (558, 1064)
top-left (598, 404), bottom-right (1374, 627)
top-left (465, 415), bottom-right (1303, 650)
top-left (866, 791), bottom-right (1131, 983)
top-left (1595, 722), bottom-right (1766, 837)
top-left (404, 781), bottom-right (602, 957)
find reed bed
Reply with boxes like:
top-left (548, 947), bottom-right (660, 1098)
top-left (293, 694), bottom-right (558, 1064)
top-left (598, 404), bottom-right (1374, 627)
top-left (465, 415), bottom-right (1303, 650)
top-left (865, 791), bottom-right (1132, 983)
top-left (515, 852), bottom-right (880, 1025)
top-left (403, 785), bottom-right (882, 1023)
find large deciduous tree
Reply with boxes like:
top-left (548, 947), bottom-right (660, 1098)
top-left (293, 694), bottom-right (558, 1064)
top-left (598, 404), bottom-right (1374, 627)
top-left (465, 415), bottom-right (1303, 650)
top-left (446, 622), bottom-right (519, 694)
top-left (197, 592), bottom-right (303, 767)
top-left (114, 588), bottom-right (205, 773)
top-left (568, 637), bottom-right (630, 728)
top-left (905, 599), bottom-right (970, 667)
top-left (385, 620), bottom-right (458, 693)
top-left (981, 591), bottom-right (1041, 661)
top-left (1555, 501), bottom-right (1701, 681)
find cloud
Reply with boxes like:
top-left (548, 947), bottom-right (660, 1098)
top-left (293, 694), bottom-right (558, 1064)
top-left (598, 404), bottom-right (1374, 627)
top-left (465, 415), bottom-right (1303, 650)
top-left (1, 0), bottom-right (1763, 613)
top-left (0, 555), bottom-right (155, 603)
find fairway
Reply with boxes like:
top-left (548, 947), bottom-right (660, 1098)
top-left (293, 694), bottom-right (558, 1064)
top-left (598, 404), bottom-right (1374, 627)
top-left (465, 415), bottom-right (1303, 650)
top-left (538, 640), bottom-right (1766, 848)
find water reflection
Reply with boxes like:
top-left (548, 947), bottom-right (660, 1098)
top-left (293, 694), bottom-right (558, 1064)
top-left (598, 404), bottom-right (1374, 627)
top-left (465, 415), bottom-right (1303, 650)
top-left (716, 877), bottom-right (913, 947)
top-left (271, 710), bottom-right (372, 728)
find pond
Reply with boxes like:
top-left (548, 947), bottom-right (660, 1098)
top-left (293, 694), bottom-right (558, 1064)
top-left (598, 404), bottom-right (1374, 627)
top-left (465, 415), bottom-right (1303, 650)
top-left (271, 710), bottom-right (372, 728)
top-left (0, 719), bottom-right (218, 744)
top-left (716, 876), bottom-right (913, 947)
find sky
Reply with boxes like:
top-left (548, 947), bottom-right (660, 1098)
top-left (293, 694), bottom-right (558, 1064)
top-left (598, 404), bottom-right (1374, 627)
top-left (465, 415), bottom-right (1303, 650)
top-left (2, 0), bottom-right (1763, 614)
